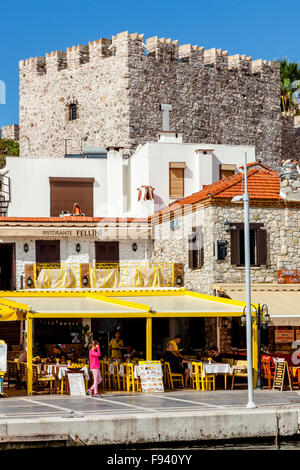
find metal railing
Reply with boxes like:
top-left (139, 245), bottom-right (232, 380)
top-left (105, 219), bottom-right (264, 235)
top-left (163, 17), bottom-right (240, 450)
top-left (29, 263), bottom-right (175, 289)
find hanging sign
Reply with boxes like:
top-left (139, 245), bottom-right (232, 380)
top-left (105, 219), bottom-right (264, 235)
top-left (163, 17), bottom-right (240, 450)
top-left (139, 361), bottom-right (164, 393)
top-left (66, 372), bottom-right (86, 396)
top-left (275, 329), bottom-right (294, 343)
top-left (277, 269), bottom-right (300, 284)
top-left (272, 360), bottom-right (292, 391)
top-left (0, 341), bottom-right (7, 373)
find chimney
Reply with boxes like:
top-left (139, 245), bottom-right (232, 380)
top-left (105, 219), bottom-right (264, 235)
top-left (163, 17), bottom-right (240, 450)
top-left (136, 185), bottom-right (155, 217)
top-left (280, 159), bottom-right (300, 201)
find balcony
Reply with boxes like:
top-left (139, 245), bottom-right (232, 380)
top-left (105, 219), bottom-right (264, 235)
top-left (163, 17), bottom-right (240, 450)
top-left (24, 263), bottom-right (183, 290)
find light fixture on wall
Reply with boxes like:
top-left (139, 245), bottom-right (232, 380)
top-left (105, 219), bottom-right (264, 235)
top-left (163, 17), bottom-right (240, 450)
top-left (76, 243), bottom-right (81, 253)
top-left (23, 243), bottom-right (29, 253)
top-left (132, 243), bottom-right (137, 252)
top-left (224, 220), bottom-right (231, 233)
top-left (176, 275), bottom-right (183, 286)
top-left (26, 276), bottom-right (33, 287)
top-left (222, 318), bottom-right (229, 329)
top-left (82, 275), bottom-right (89, 286)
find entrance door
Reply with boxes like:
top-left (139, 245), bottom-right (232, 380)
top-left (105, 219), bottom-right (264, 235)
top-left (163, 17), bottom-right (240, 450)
top-left (95, 241), bottom-right (119, 264)
top-left (36, 240), bottom-right (60, 264)
top-left (0, 243), bottom-right (16, 290)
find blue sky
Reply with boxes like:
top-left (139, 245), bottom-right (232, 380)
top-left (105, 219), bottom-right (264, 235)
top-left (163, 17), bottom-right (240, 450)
top-left (0, 0), bottom-right (299, 127)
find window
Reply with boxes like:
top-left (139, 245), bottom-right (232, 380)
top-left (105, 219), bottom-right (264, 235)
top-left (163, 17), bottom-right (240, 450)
top-left (36, 240), bottom-right (60, 264)
top-left (169, 162), bottom-right (186, 198)
top-left (219, 164), bottom-right (236, 180)
top-left (69, 103), bottom-right (78, 121)
top-left (188, 227), bottom-right (204, 270)
top-left (95, 242), bottom-right (119, 264)
top-left (49, 177), bottom-right (94, 217)
top-left (230, 224), bottom-right (267, 267)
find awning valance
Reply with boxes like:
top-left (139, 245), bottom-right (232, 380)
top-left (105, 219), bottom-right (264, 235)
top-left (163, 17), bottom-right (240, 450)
top-left (213, 283), bottom-right (300, 326)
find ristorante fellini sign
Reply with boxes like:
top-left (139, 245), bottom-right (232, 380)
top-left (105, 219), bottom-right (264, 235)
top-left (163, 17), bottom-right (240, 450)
top-left (0, 227), bottom-right (151, 239)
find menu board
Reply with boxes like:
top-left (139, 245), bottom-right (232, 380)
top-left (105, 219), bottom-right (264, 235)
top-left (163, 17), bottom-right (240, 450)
top-left (66, 372), bottom-right (86, 396)
top-left (275, 329), bottom-right (294, 343)
top-left (0, 341), bottom-right (7, 373)
top-left (272, 360), bottom-right (292, 391)
top-left (139, 361), bottom-right (164, 393)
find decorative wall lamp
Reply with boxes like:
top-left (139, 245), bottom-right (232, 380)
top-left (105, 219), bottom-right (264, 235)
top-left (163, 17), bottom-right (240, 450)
top-left (176, 275), bottom-right (183, 286)
top-left (222, 317), bottom-right (229, 329)
top-left (132, 243), bottom-right (137, 252)
top-left (23, 243), bottom-right (29, 253)
top-left (76, 243), bottom-right (81, 253)
top-left (224, 220), bottom-right (231, 233)
top-left (82, 275), bottom-right (89, 286)
top-left (26, 276), bottom-right (33, 287)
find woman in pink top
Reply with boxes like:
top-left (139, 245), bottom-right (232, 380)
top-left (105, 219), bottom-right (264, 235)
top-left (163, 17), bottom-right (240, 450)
top-left (87, 341), bottom-right (102, 397)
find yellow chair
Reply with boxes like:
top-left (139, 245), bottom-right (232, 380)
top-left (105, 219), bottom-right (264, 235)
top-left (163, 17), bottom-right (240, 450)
top-left (125, 363), bottom-right (141, 392)
top-left (231, 360), bottom-right (248, 389)
top-left (191, 362), bottom-right (206, 391)
top-left (32, 364), bottom-right (56, 394)
top-left (194, 362), bottom-right (215, 391)
top-left (78, 358), bottom-right (86, 365)
top-left (164, 362), bottom-right (184, 389)
top-left (102, 361), bottom-right (111, 390)
top-left (112, 362), bottom-right (121, 390)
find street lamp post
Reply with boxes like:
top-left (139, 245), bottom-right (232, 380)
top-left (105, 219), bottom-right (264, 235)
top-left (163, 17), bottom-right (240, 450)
top-left (232, 152), bottom-right (256, 408)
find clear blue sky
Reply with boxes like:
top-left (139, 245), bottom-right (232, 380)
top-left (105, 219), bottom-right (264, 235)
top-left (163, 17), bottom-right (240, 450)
top-left (0, 0), bottom-right (299, 127)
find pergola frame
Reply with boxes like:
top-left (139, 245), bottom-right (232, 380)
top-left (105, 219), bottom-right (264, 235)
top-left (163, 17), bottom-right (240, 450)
top-left (0, 289), bottom-right (258, 395)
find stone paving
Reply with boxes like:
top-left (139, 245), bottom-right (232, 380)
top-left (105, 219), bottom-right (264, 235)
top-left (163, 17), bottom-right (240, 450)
top-left (1, 390), bottom-right (300, 420)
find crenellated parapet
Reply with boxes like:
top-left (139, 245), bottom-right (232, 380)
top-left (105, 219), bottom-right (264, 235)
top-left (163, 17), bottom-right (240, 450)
top-left (19, 30), bottom-right (280, 78)
top-left (146, 36), bottom-right (179, 62)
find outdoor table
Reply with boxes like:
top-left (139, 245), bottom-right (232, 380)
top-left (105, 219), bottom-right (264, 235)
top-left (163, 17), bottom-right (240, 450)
top-left (187, 361), bottom-right (231, 390)
top-left (46, 364), bottom-right (89, 381)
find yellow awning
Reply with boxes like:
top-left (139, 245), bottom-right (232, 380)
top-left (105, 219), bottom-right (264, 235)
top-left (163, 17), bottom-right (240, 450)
top-left (213, 283), bottom-right (300, 326)
top-left (0, 305), bottom-right (25, 321)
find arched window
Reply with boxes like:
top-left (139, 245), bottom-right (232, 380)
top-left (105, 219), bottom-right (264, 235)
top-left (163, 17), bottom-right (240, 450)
top-left (69, 103), bottom-right (78, 121)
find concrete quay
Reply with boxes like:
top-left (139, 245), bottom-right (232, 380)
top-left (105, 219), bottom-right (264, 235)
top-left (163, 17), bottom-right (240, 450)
top-left (1, 390), bottom-right (300, 447)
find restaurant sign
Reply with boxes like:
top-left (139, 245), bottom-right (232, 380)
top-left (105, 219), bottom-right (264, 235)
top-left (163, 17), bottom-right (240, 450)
top-left (277, 269), bottom-right (300, 284)
top-left (0, 227), bottom-right (150, 240)
top-left (275, 329), bottom-right (294, 343)
top-left (139, 361), bottom-right (164, 393)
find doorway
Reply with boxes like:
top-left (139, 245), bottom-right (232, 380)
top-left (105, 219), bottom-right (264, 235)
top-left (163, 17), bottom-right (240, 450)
top-left (0, 243), bottom-right (16, 290)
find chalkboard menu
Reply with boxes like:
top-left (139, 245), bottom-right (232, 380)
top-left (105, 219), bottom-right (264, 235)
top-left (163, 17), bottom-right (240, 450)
top-left (0, 341), bottom-right (7, 373)
top-left (66, 372), bottom-right (86, 396)
top-left (139, 361), bottom-right (164, 393)
top-left (272, 360), bottom-right (292, 391)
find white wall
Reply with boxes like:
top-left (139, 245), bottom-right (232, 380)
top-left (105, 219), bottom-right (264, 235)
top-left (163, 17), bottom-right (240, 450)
top-left (129, 142), bottom-right (256, 216)
top-left (1, 157), bottom-right (107, 217)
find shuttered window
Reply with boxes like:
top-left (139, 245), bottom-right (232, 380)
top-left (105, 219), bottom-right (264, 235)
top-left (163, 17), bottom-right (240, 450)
top-left (188, 227), bottom-right (204, 270)
top-left (219, 164), bottom-right (236, 180)
top-left (230, 224), bottom-right (267, 267)
top-left (169, 163), bottom-right (186, 198)
top-left (49, 177), bottom-right (94, 217)
top-left (36, 240), bottom-right (60, 264)
top-left (95, 241), bottom-right (119, 264)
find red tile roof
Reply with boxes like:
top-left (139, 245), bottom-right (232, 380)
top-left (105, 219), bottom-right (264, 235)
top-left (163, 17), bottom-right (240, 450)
top-left (153, 165), bottom-right (281, 218)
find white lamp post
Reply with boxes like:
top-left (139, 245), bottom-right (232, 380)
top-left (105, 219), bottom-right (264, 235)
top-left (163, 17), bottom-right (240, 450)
top-left (231, 152), bottom-right (256, 409)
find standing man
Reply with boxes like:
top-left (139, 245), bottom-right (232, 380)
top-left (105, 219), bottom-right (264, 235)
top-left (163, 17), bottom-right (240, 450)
top-left (108, 331), bottom-right (125, 360)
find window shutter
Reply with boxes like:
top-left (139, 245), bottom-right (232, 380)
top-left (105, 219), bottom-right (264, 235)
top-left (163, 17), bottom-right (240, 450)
top-left (256, 229), bottom-right (267, 266)
top-left (230, 229), bottom-right (240, 265)
top-left (169, 168), bottom-right (184, 198)
top-left (198, 230), bottom-right (204, 268)
top-left (188, 233), bottom-right (196, 269)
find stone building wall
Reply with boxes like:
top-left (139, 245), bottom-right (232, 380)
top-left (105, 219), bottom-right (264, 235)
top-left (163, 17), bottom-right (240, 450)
top-left (19, 31), bottom-right (287, 169)
top-left (1, 124), bottom-right (19, 141)
top-left (152, 203), bottom-right (300, 294)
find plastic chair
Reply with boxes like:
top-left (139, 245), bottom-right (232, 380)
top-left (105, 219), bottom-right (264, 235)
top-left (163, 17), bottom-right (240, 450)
top-left (191, 362), bottom-right (206, 391)
top-left (125, 363), bottom-right (141, 392)
top-left (198, 362), bottom-right (215, 391)
top-left (32, 364), bottom-right (56, 394)
top-left (112, 362), bottom-right (121, 390)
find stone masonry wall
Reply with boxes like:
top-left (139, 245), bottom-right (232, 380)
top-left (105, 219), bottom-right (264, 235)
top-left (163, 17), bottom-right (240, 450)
top-left (19, 31), bottom-right (287, 169)
top-left (152, 203), bottom-right (300, 294)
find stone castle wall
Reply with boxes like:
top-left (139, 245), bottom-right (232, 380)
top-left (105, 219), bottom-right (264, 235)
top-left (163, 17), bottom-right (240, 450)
top-left (1, 124), bottom-right (19, 141)
top-left (19, 31), bottom-right (288, 169)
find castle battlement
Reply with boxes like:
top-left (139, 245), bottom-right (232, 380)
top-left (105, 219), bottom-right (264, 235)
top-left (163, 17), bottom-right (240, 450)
top-left (19, 30), bottom-right (278, 76)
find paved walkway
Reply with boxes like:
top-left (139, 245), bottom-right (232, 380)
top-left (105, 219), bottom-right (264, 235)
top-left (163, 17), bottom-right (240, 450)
top-left (1, 390), bottom-right (300, 419)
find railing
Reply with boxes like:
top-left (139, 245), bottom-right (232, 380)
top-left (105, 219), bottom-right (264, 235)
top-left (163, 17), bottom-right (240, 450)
top-left (28, 263), bottom-right (175, 289)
